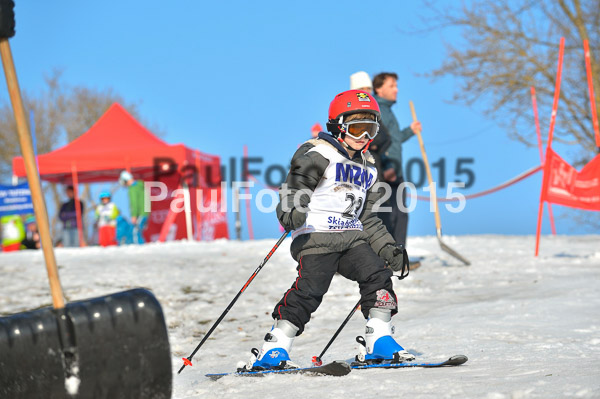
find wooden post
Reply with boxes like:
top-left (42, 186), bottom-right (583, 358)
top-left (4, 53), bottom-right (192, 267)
top-left (0, 38), bottom-right (64, 308)
top-left (410, 100), bottom-right (470, 265)
top-left (71, 163), bottom-right (85, 246)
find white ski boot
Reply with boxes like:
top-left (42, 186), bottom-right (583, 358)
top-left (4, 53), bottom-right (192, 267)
top-left (356, 309), bottom-right (415, 363)
top-left (246, 319), bottom-right (299, 370)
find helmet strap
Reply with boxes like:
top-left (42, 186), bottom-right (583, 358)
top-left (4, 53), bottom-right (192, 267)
top-left (362, 139), bottom-right (374, 153)
top-left (337, 136), bottom-right (350, 148)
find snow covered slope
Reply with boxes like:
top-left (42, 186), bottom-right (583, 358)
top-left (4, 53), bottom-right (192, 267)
top-left (1, 235), bottom-right (599, 398)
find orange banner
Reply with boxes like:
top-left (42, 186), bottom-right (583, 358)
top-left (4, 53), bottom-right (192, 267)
top-left (541, 148), bottom-right (600, 211)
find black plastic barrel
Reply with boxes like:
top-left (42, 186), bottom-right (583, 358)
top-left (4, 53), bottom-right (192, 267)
top-left (0, 288), bottom-right (172, 398)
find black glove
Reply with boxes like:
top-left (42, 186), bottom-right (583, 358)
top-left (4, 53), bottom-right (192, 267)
top-left (281, 208), bottom-right (307, 231)
top-left (379, 244), bottom-right (408, 272)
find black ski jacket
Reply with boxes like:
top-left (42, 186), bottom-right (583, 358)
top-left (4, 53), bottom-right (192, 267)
top-left (276, 132), bottom-right (395, 261)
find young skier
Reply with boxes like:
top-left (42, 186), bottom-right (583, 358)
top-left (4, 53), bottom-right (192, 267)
top-left (246, 90), bottom-right (413, 370)
top-left (95, 191), bottom-right (119, 247)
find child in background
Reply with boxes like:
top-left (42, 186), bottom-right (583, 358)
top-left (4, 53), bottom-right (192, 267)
top-left (21, 215), bottom-right (41, 249)
top-left (1, 214), bottom-right (25, 252)
top-left (95, 191), bottom-right (119, 247)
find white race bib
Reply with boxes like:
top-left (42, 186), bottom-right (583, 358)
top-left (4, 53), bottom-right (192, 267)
top-left (292, 144), bottom-right (377, 239)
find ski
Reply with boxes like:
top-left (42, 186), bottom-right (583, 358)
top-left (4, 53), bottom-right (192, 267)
top-left (206, 361), bottom-right (351, 380)
top-left (350, 354), bottom-right (468, 370)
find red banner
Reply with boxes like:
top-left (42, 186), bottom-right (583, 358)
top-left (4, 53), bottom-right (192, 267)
top-left (145, 156), bottom-right (229, 242)
top-left (541, 148), bottom-right (600, 211)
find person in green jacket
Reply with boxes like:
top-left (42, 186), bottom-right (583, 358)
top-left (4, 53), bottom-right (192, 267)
top-left (119, 170), bottom-right (148, 244)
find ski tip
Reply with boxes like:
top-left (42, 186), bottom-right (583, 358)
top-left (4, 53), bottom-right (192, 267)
top-left (322, 361), bottom-right (352, 376)
top-left (447, 355), bottom-right (468, 365)
top-left (336, 361), bottom-right (352, 372)
top-left (206, 373), bottom-right (227, 381)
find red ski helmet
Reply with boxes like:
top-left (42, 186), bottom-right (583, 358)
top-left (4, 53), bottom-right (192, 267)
top-left (326, 90), bottom-right (380, 135)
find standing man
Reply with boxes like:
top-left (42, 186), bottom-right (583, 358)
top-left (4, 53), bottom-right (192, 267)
top-left (372, 72), bottom-right (421, 250)
top-left (59, 185), bottom-right (84, 247)
top-left (350, 71), bottom-right (392, 181)
top-left (119, 170), bottom-right (148, 244)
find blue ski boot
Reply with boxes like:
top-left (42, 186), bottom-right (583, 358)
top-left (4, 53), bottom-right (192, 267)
top-left (245, 319), bottom-right (299, 370)
top-left (356, 309), bottom-right (415, 364)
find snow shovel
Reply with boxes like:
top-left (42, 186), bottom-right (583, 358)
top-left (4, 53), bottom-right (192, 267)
top-left (0, 32), bottom-right (172, 398)
top-left (409, 101), bottom-right (470, 266)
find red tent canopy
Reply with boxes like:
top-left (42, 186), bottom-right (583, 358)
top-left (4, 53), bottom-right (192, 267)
top-left (12, 103), bottom-right (218, 184)
top-left (12, 102), bottom-right (228, 242)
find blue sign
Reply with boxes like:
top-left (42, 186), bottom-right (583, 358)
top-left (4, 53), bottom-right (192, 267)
top-left (0, 183), bottom-right (34, 216)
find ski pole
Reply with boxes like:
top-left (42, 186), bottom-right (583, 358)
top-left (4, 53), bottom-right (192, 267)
top-left (178, 230), bottom-right (289, 374)
top-left (312, 299), bottom-right (361, 366)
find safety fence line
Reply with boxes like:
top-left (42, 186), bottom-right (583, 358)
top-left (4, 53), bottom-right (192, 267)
top-left (246, 165), bottom-right (544, 203)
top-left (414, 165), bottom-right (543, 202)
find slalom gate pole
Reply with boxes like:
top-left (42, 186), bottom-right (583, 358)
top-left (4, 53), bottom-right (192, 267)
top-left (312, 299), bottom-right (361, 366)
top-left (530, 87), bottom-right (557, 235)
top-left (409, 101), bottom-right (470, 266)
top-left (178, 230), bottom-right (289, 374)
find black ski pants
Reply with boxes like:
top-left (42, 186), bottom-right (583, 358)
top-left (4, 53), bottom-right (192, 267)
top-left (272, 243), bottom-right (397, 335)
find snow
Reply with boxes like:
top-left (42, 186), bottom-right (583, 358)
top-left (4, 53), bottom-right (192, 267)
top-left (64, 375), bottom-right (80, 395)
top-left (1, 234), bottom-right (599, 398)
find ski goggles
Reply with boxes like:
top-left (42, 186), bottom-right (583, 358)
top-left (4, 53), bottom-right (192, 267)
top-left (342, 120), bottom-right (379, 140)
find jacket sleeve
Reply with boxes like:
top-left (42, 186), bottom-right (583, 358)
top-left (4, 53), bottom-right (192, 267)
top-left (381, 107), bottom-right (413, 145)
top-left (399, 126), bottom-right (414, 143)
top-left (111, 204), bottom-right (120, 220)
top-left (359, 177), bottom-right (396, 256)
top-left (129, 182), bottom-right (146, 217)
top-left (276, 142), bottom-right (329, 229)
top-left (58, 203), bottom-right (67, 222)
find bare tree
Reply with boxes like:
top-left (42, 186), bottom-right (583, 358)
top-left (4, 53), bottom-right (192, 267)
top-left (0, 70), bottom-right (162, 240)
top-left (0, 71), bottom-right (66, 177)
top-left (422, 0), bottom-right (600, 166)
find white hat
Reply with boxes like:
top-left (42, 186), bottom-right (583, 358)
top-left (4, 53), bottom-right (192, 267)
top-left (350, 71), bottom-right (372, 90)
top-left (119, 170), bottom-right (133, 185)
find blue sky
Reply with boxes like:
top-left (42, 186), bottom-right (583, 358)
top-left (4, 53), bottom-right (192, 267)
top-left (2, 0), bottom-right (593, 240)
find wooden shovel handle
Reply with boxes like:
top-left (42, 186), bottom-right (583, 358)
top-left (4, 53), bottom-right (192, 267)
top-left (409, 101), bottom-right (442, 234)
top-left (0, 39), bottom-right (65, 309)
